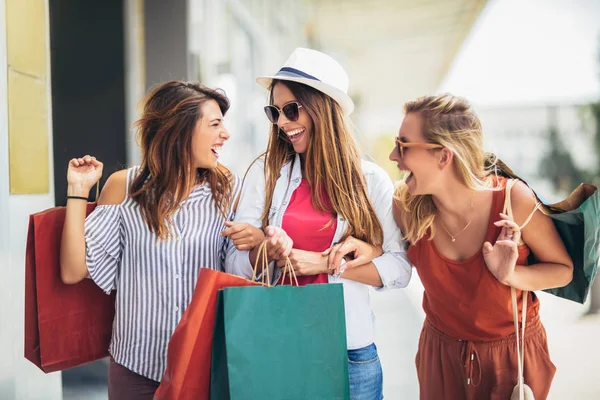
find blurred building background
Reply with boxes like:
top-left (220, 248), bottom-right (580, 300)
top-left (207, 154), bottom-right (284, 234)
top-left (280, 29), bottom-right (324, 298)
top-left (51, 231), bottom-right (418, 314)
top-left (0, 0), bottom-right (598, 399)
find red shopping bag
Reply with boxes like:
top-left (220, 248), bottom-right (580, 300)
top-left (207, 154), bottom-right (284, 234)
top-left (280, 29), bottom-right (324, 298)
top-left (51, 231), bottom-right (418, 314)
top-left (24, 203), bottom-right (116, 372)
top-left (154, 268), bottom-right (259, 400)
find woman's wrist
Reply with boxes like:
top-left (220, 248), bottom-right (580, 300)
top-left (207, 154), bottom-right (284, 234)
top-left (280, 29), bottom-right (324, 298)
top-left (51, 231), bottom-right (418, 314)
top-left (374, 245), bottom-right (383, 258)
top-left (503, 265), bottom-right (520, 287)
top-left (331, 258), bottom-right (347, 278)
top-left (67, 184), bottom-right (91, 197)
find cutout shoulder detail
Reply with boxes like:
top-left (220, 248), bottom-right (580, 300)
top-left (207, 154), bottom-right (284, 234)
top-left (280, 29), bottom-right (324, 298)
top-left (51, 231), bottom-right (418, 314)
top-left (98, 170), bottom-right (128, 206)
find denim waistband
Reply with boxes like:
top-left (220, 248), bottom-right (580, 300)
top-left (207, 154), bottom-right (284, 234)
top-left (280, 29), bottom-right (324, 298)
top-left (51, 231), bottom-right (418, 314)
top-left (347, 343), bottom-right (378, 361)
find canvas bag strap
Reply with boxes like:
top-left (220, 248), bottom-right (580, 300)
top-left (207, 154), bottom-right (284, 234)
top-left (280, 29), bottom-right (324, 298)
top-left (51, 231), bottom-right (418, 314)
top-left (252, 240), bottom-right (298, 287)
top-left (281, 257), bottom-right (299, 287)
top-left (511, 287), bottom-right (528, 400)
top-left (504, 179), bottom-right (542, 231)
top-left (94, 182), bottom-right (100, 202)
top-left (252, 240), bottom-right (271, 286)
top-left (504, 179), bottom-right (529, 400)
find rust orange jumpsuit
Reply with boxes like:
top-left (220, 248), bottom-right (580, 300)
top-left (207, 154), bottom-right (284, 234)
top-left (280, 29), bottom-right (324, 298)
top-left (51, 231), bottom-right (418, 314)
top-left (407, 178), bottom-right (556, 399)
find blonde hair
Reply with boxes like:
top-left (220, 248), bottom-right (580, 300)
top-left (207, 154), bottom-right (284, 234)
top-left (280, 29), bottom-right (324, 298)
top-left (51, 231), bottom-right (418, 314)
top-left (257, 80), bottom-right (383, 246)
top-left (394, 93), bottom-right (499, 243)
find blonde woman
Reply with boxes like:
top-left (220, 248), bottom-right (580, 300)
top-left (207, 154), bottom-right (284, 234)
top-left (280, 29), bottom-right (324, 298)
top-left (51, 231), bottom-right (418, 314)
top-left (389, 94), bottom-right (573, 399)
top-left (224, 48), bottom-right (412, 399)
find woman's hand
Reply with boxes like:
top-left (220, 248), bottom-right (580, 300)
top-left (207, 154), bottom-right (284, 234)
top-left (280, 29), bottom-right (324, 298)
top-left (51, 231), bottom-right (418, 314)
top-left (67, 155), bottom-right (103, 196)
top-left (276, 249), bottom-right (328, 276)
top-left (264, 226), bottom-right (293, 261)
top-left (482, 213), bottom-right (521, 285)
top-left (221, 222), bottom-right (265, 251)
top-left (323, 236), bottom-right (383, 273)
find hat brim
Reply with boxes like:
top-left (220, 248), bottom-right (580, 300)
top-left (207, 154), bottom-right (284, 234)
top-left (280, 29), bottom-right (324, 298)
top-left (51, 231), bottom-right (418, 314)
top-left (256, 75), bottom-right (355, 115)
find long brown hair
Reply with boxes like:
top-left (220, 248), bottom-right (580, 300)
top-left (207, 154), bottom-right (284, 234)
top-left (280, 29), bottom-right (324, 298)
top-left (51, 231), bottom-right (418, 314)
top-left (259, 80), bottom-right (383, 246)
top-left (131, 81), bottom-right (234, 239)
top-left (394, 93), bottom-right (498, 243)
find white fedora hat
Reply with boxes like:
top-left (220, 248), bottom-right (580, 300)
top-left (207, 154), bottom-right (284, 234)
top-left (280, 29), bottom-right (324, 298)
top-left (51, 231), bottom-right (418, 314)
top-left (256, 48), bottom-right (355, 115)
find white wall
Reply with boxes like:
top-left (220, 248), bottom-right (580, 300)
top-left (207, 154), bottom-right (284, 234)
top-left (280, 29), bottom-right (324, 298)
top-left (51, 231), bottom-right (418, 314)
top-left (188, 0), bottom-right (310, 176)
top-left (0, 0), bottom-right (62, 398)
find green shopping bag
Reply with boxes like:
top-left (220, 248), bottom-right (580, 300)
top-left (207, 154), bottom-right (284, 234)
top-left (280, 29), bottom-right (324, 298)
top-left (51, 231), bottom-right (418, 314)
top-left (494, 158), bottom-right (600, 303)
top-left (210, 283), bottom-right (350, 400)
top-left (538, 183), bottom-right (599, 303)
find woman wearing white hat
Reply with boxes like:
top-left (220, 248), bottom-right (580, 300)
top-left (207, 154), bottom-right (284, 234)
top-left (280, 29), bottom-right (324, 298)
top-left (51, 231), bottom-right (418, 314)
top-left (224, 48), bottom-right (412, 399)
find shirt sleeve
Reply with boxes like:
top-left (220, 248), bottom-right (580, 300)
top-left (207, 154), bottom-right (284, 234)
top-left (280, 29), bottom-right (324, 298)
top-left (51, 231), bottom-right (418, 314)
top-left (365, 162), bottom-right (413, 290)
top-left (224, 159), bottom-right (266, 279)
top-left (85, 204), bottom-right (124, 294)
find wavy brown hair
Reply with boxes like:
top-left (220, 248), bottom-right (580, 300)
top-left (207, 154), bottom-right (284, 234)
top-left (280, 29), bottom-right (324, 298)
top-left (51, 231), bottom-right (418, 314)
top-left (394, 93), bottom-right (499, 243)
top-left (130, 81), bottom-right (234, 239)
top-left (258, 80), bottom-right (383, 246)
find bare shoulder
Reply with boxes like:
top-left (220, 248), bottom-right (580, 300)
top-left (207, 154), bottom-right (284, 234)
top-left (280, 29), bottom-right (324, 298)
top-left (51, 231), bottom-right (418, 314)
top-left (508, 179), bottom-right (540, 226)
top-left (508, 179), bottom-right (573, 269)
top-left (98, 170), bottom-right (128, 205)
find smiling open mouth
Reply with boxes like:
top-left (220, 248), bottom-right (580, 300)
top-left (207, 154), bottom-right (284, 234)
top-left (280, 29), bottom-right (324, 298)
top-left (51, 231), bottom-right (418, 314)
top-left (286, 128), bottom-right (305, 142)
top-left (211, 144), bottom-right (222, 158)
top-left (400, 170), bottom-right (413, 183)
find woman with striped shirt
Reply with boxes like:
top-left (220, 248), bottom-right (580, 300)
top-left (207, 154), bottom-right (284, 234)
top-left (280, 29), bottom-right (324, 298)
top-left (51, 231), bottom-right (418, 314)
top-left (59, 81), bottom-right (264, 399)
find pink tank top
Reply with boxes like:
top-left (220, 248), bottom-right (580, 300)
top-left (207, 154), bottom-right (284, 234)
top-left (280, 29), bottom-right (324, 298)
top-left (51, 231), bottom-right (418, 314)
top-left (281, 179), bottom-right (336, 285)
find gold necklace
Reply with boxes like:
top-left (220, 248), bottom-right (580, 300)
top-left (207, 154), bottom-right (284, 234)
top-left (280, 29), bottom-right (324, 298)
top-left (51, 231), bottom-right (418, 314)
top-left (438, 218), bottom-right (472, 242)
top-left (437, 194), bottom-right (475, 243)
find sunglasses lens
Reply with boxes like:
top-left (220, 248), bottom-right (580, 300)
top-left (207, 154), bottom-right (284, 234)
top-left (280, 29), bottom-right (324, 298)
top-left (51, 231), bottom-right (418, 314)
top-left (282, 103), bottom-right (300, 121)
top-left (264, 106), bottom-right (279, 124)
top-left (396, 141), bottom-right (404, 158)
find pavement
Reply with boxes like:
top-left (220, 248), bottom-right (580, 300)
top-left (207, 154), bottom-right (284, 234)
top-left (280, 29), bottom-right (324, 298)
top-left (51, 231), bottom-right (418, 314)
top-left (63, 276), bottom-right (600, 399)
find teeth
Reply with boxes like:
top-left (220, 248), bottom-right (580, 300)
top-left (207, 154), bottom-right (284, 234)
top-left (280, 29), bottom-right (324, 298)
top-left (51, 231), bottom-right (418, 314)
top-left (400, 170), bottom-right (412, 179)
top-left (286, 128), bottom-right (304, 137)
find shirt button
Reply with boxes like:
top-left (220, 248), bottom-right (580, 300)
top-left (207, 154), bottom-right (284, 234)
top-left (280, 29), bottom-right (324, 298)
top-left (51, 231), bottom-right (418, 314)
top-left (175, 274), bottom-right (180, 279)
top-left (176, 236), bottom-right (181, 241)
top-left (174, 306), bottom-right (179, 312)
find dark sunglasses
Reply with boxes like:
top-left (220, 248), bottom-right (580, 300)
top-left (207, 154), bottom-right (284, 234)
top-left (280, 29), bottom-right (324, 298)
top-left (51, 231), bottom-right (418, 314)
top-left (263, 101), bottom-right (303, 124)
top-left (395, 138), bottom-right (444, 158)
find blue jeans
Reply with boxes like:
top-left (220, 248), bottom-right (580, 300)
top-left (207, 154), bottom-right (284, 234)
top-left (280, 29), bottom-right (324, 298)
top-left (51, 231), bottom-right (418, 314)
top-left (348, 343), bottom-right (384, 400)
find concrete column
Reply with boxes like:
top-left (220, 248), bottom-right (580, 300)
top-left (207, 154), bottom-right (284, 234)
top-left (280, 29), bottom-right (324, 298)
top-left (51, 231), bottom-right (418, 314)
top-left (0, 0), bottom-right (61, 398)
top-left (124, 0), bottom-right (146, 165)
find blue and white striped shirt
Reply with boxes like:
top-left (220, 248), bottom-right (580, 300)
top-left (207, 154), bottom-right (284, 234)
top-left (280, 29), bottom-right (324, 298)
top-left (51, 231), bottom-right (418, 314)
top-left (85, 166), bottom-right (240, 381)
